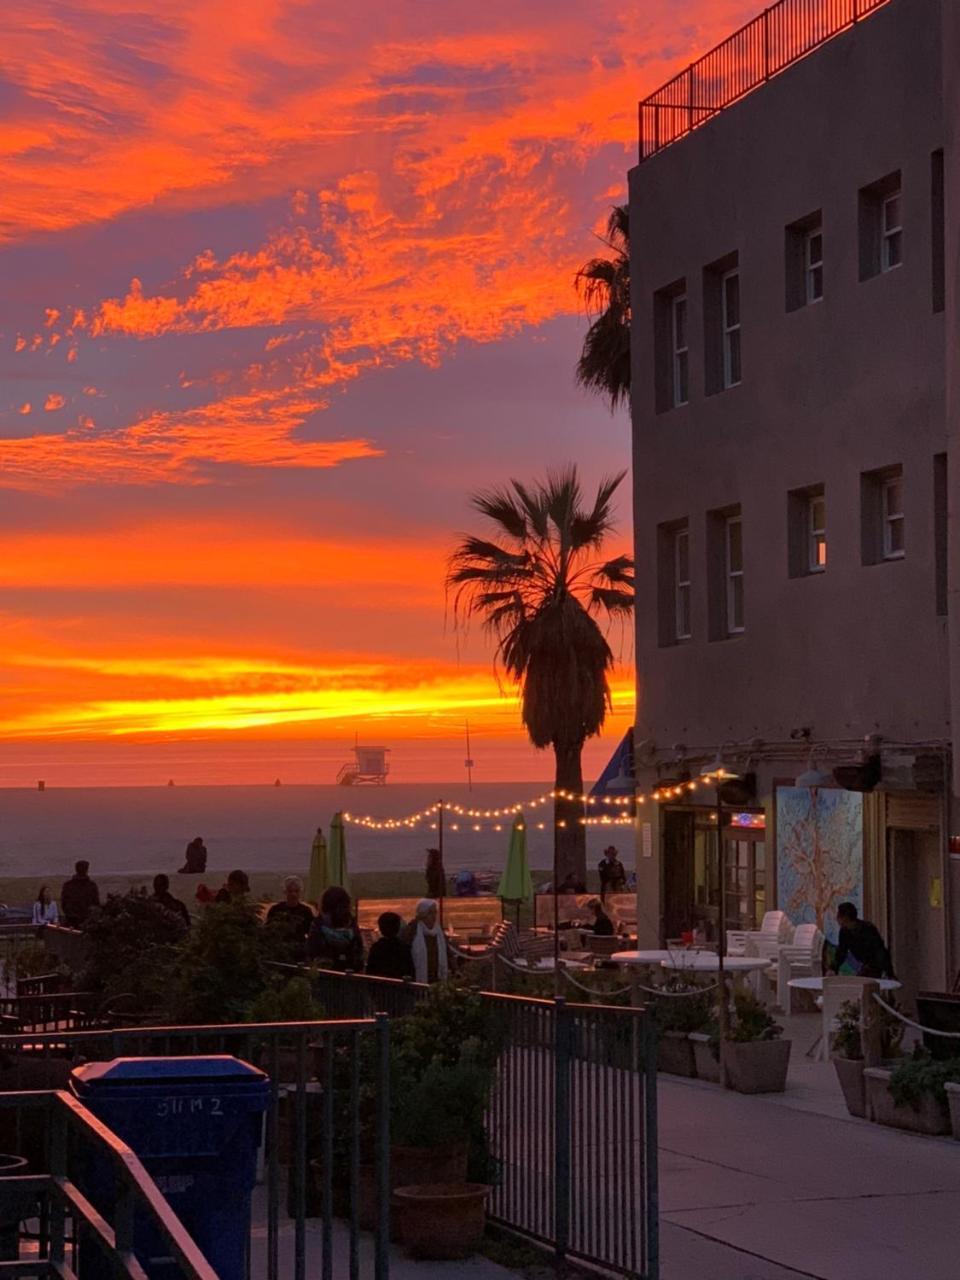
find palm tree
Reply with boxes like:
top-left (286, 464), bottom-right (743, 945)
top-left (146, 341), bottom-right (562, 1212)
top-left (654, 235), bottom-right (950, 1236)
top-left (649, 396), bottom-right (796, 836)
top-left (575, 204), bottom-right (631, 411)
top-left (447, 466), bottom-right (634, 885)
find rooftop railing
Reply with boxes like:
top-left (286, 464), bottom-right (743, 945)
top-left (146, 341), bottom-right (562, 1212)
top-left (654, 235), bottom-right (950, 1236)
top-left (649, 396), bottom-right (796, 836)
top-left (639, 0), bottom-right (891, 161)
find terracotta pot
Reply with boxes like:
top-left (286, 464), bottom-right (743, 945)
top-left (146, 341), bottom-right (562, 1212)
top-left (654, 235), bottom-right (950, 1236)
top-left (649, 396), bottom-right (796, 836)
top-left (390, 1141), bottom-right (468, 1189)
top-left (833, 1056), bottom-right (866, 1118)
top-left (945, 1083), bottom-right (960, 1140)
top-left (689, 1033), bottom-right (720, 1083)
top-left (722, 1038), bottom-right (791, 1094)
top-left (863, 1068), bottom-right (950, 1135)
top-left (393, 1183), bottom-right (491, 1259)
top-left (657, 1031), bottom-right (698, 1078)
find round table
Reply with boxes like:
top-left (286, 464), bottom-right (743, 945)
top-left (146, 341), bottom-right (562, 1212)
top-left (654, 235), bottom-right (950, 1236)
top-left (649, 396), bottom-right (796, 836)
top-left (611, 949), bottom-right (715, 966)
top-left (661, 953), bottom-right (773, 998)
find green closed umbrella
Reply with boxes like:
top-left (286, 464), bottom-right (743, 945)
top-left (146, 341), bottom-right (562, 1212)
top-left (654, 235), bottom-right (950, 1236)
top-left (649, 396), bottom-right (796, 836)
top-left (306, 827), bottom-right (328, 905)
top-left (498, 814), bottom-right (532, 926)
top-left (328, 811), bottom-right (350, 897)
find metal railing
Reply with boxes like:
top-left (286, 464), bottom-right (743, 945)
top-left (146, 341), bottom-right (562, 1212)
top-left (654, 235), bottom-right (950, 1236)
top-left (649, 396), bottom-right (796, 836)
top-left (307, 966), bottom-right (659, 1280)
top-left (0, 1017), bottom-right (391, 1280)
top-left (639, 0), bottom-right (891, 160)
top-left (0, 1088), bottom-right (218, 1279)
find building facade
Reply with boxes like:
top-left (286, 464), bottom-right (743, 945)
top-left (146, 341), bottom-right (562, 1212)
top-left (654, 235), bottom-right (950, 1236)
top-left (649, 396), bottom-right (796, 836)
top-left (628, 0), bottom-right (959, 996)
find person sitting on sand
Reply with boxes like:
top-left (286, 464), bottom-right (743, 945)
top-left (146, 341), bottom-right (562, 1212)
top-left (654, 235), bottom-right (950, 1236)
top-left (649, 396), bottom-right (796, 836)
top-left (32, 884), bottom-right (59, 927)
top-left (366, 911), bottom-right (414, 980)
top-left (215, 869), bottom-right (250, 903)
top-left (150, 874), bottom-right (190, 927)
top-left (307, 886), bottom-right (364, 971)
top-left (402, 899), bottom-right (450, 984)
top-left (178, 837), bottom-right (208, 874)
top-left (61, 860), bottom-right (100, 928)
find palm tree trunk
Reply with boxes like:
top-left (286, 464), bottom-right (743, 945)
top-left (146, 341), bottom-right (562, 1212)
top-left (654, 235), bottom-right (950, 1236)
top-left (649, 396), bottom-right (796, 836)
top-left (553, 741), bottom-right (587, 887)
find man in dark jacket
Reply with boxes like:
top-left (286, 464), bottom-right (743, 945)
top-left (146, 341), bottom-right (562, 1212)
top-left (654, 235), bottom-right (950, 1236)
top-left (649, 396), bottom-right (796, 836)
top-left (588, 898), bottom-right (616, 937)
top-left (265, 876), bottom-right (315, 941)
top-left (830, 902), bottom-right (895, 978)
top-left (150, 874), bottom-right (190, 927)
top-left (598, 846), bottom-right (627, 896)
top-left (366, 911), bottom-right (414, 979)
top-left (61, 861), bottom-right (100, 928)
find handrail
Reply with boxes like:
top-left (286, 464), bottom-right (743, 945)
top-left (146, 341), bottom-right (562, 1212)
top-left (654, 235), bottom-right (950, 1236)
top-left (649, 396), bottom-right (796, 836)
top-left (639, 0), bottom-right (891, 160)
top-left (0, 1014), bottom-right (377, 1050)
top-left (0, 1090), bottom-right (219, 1280)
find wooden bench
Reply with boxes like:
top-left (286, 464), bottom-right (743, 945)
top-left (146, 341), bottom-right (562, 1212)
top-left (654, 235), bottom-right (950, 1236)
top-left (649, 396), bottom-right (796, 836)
top-left (355, 897), bottom-right (503, 935)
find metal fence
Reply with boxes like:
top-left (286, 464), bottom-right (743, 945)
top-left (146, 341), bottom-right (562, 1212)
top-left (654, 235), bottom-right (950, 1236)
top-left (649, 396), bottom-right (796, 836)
top-left (308, 967), bottom-right (659, 1280)
top-left (0, 1017), bottom-right (391, 1280)
top-left (0, 1089), bottom-right (219, 1279)
top-left (639, 0), bottom-right (891, 160)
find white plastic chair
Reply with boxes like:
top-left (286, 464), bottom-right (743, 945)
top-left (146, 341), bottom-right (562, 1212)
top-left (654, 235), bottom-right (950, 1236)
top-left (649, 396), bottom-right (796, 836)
top-left (775, 926), bottom-right (824, 1012)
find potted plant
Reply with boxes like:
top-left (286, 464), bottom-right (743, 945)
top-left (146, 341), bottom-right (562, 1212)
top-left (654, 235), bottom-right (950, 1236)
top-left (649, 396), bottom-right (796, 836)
top-left (718, 991), bottom-right (791, 1094)
top-left (944, 1079), bottom-right (960, 1140)
top-left (831, 998), bottom-right (904, 1118)
top-left (652, 982), bottom-right (713, 1078)
top-left (865, 1050), bottom-right (960, 1136)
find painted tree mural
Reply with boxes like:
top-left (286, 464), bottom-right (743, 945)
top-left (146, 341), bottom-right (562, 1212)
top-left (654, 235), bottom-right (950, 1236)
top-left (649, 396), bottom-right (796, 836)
top-left (776, 787), bottom-right (863, 944)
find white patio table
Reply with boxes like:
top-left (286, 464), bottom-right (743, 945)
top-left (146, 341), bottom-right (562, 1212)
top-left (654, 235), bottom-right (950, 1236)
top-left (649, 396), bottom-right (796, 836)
top-left (788, 976), bottom-right (902, 1060)
top-left (661, 953), bottom-right (774, 999)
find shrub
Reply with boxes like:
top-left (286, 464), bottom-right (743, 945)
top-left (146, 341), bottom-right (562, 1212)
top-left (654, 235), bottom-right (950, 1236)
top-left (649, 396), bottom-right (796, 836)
top-left (651, 979), bottom-right (714, 1035)
top-left (162, 901), bottom-right (269, 1025)
top-left (831, 996), bottom-right (905, 1061)
top-left (78, 890), bottom-right (187, 1012)
top-left (888, 1049), bottom-right (960, 1115)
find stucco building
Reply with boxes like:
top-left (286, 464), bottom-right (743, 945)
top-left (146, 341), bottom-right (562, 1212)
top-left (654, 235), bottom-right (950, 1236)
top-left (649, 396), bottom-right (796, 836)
top-left (628, 0), bottom-right (959, 995)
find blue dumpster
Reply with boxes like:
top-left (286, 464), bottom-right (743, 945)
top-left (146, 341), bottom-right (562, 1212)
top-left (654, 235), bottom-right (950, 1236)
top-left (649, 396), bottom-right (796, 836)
top-left (71, 1056), bottom-right (269, 1280)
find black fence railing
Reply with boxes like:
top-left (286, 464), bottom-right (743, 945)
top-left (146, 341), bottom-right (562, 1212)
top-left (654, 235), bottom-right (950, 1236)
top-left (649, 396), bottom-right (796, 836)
top-left (0, 1017), bottom-right (391, 1280)
top-left (639, 0), bottom-right (891, 160)
top-left (308, 966), bottom-right (659, 1280)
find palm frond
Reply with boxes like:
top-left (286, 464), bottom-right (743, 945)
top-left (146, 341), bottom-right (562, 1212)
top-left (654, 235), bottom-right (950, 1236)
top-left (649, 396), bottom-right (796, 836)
top-left (471, 488), bottom-right (528, 541)
top-left (590, 586), bottom-right (634, 615)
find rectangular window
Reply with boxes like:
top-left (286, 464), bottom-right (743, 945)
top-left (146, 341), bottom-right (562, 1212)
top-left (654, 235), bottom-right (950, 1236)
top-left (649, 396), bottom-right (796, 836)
top-left (805, 229), bottom-right (824, 303)
top-left (932, 150), bottom-right (945, 314)
top-left (935, 454), bottom-right (947, 616)
top-left (653, 279), bottom-right (686, 413)
top-left (674, 526), bottom-right (691, 640)
top-left (657, 518), bottom-right (691, 646)
top-left (808, 493), bottom-right (827, 571)
top-left (881, 190), bottom-right (903, 272)
top-left (882, 473), bottom-right (904, 558)
top-left (725, 515), bottom-right (744, 634)
top-left (859, 171), bottom-right (902, 281)
top-left (721, 270), bottom-right (741, 388)
top-left (861, 464), bottom-right (904, 565)
top-left (672, 295), bottom-right (689, 407)
top-left (788, 484), bottom-right (826, 578)
top-left (703, 252), bottom-right (738, 394)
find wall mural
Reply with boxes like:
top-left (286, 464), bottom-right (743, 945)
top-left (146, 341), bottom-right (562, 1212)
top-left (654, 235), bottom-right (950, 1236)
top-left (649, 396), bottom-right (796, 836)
top-left (776, 786), bottom-right (863, 944)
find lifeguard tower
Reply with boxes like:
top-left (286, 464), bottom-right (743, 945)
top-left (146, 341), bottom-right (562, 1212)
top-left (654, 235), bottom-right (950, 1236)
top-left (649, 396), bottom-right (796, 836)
top-left (337, 744), bottom-right (390, 786)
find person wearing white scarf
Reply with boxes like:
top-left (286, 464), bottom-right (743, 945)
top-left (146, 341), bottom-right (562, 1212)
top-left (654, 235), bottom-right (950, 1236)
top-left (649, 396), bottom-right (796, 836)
top-left (405, 898), bottom-right (449, 984)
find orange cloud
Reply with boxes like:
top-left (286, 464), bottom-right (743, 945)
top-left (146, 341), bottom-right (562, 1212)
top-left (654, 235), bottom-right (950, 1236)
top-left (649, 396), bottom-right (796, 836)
top-left (43, 393), bottom-right (65, 411)
top-left (17, 402), bottom-right (30, 414)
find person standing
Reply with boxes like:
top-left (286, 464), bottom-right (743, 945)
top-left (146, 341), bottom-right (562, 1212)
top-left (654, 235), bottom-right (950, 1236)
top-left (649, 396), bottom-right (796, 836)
top-left (215, 869), bottom-right (250, 903)
top-left (266, 876), bottom-right (315, 940)
top-left (307, 886), bottom-right (364, 971)
top-left (829, 902), bottom-right (895, 978)
top-left (366, 911), bottom-right (415, 979)
top-left (425, 847), bottom-right (446, 899)
top-left (32, 885), bottom-right (59, 926)
top-left (61, 861), bottom-right (100, 928)
top-left (402, 899), bottom-right (450, 984)
top-left (150, 874), bottom-right (190, 927)
top-left (598, 846), bottom-right (627, 896)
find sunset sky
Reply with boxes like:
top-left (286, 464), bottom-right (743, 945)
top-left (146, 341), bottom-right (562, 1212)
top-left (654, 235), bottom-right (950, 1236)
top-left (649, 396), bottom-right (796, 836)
top-left (0, 0), bottom-right (757, 786)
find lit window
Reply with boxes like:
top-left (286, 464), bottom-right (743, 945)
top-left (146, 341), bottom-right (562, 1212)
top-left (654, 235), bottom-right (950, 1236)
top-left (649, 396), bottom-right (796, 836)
top-left (805, 229), bottom-right (823, 303)
top-left (882, 475), bottom-right (904, 558)
top-left (672, 295), bottom-right (689, 407)
top-left (725, 515), bottom-right (744, 633)
top-left (882, 191), bottom-right (902, 272)
top-left (808, 494), bottom-right (826, 571)
top-left (675, 527), bottom-right (691, 640)
top-left (721, 270), bottom-right (741, 388)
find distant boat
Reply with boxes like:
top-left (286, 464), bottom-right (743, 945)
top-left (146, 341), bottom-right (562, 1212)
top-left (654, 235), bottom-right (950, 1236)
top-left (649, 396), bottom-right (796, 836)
top-left (167, 779), bottom-right (175, 787)
top-left (337, 744), bottom-right (390, 786)
top-left (274, 778), bottom-right (282, 787)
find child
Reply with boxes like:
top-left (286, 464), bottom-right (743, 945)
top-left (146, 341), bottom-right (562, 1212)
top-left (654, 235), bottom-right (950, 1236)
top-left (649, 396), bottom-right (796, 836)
top-left (365, 911), bottom-right (415, 980)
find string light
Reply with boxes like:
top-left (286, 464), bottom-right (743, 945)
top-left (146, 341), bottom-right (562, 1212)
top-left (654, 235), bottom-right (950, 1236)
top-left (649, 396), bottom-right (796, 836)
top-left (338, 771), bottom-right (726, 830)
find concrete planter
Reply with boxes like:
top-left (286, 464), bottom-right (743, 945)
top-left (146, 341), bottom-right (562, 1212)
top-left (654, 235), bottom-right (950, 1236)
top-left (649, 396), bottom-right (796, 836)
top-left (393, 1183), bottom-right (491, 1259)
top-left (945, 1083), bottom-right (960, 1140)
top-left (689, 1033), bottom-right (720, 1083)
top-left (722, 1038), bottom-right (791, 1094)
top-left (658, 1031), bottom-right (698, 1078)
top-left (833, 1057), bottom-right (866, 1118)
top-left (864, 1068), bottom-right (950, 1135)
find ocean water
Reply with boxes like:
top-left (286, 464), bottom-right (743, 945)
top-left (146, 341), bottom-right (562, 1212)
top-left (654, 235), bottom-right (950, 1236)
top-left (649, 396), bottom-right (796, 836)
top-left (0, 782), bottom-right (635, 878)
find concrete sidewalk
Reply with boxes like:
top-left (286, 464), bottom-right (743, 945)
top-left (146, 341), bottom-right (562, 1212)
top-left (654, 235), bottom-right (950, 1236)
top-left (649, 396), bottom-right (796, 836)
top-left (657, 1013), bottom-right (960, 1279)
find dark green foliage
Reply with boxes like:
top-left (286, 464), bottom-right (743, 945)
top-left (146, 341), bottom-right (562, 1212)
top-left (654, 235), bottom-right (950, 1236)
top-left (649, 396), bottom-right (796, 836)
top-left (651, 983), bottom-right (714, 1035)
top-left (888, 1049), bottom-right (960, 1115)
top-left (78, 890), bottom-right (187, 1013)
top-left (245, 976), bottom-right (325, 1024)
top-left (831, 997), bottom-right (905, 1061)
top-left (161, 901), bottom-right (269, 1025)
top-left (391, 1053), bottom-right (492, 1148)
top-left (574, 205), bottom-right (631, 412)
top-left (725, 990), bottom-right (783, 1044)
